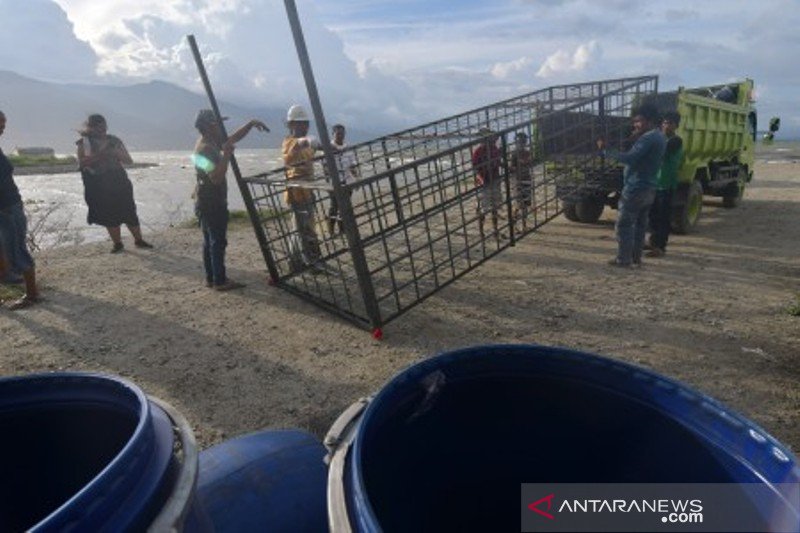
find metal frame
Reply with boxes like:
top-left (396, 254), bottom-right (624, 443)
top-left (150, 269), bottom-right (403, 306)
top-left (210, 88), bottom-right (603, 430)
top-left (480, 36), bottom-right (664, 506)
top-left (188, 8), bottom-right (657, 334)
top-left (239, 75), bottom-right (656, 332)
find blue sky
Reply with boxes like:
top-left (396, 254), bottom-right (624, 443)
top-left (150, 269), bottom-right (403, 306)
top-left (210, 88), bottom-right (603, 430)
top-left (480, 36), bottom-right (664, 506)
top-left (3, 0), bottom-right (799, 136)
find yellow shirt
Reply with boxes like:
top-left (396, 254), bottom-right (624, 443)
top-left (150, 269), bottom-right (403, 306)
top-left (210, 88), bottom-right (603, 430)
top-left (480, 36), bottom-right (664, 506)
top-left (282, 136), bottom-right (315, 204)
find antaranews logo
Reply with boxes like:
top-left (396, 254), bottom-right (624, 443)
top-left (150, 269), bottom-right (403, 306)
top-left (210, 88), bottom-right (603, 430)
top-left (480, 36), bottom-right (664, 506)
top-left (526, 493), bottom-right (703, 523)
top-left (522, 483), bottom-right (798, 533)
top-left (520, 483), bottom-right (764, 533)
top-left (527, 493), bottom-right (555, 520)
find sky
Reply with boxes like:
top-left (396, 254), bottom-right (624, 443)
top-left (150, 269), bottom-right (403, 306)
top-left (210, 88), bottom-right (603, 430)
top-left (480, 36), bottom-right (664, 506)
top-left (3, 0), bottom-right (799, 136)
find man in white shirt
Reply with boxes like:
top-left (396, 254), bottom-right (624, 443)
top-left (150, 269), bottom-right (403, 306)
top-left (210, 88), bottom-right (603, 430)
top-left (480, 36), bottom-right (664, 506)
top-left (327, 124), bottom-right (358, 235)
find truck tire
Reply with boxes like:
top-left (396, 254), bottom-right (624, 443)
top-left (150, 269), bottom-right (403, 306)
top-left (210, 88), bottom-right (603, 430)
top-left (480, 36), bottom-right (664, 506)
top-left (562, 202), bottom-right (580, 222)
top-left (722, 182), bottom-right (744, 208)
top-left (575, 198), bottom-right (605, 223)
top-left (672, 180), bottom-right (703, 234)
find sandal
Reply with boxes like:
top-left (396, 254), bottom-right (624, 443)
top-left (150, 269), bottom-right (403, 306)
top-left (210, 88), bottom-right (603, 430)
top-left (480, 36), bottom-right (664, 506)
top-left (135, 239), bottom-right (154, 249)
top-left (8, 294), bottom-right (42, 310)
top-left (111, 242), bottom-right (124, 254)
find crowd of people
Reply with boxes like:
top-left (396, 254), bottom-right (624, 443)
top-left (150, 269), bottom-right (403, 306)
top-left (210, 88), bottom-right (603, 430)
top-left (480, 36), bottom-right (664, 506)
top-left (0, 101), bottom-right (682, 310)
top-left (472, 102), bottom-right (684, 267)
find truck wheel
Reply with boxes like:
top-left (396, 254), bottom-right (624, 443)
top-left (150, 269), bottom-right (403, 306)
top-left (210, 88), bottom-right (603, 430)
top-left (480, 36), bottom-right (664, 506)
top-left (562, 202), bottom-right (580, 222)
top-left (575, 198), bottom-right (605, 223)
top-left (722, 182), bottom-right (744, 208)
top-left (673, 180), bottom-right (703, 234)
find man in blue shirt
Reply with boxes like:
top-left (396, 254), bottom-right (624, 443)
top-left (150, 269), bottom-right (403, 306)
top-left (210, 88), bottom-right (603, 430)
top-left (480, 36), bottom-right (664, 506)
top-left (597, 104), bottom-right (666, 267)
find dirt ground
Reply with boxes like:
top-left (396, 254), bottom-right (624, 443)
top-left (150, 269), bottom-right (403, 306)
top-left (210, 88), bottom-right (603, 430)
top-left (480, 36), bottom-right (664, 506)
top-left (1, 160), bottom-right (798, 453)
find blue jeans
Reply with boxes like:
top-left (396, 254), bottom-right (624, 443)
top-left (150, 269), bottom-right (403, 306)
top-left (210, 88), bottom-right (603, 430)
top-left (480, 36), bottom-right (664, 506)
top-left (616, 188), bottom-right (656, 265)
top-left (0, 202), bottom-right (35, 272)
top-left (198, 204), bottom-right (228, 285)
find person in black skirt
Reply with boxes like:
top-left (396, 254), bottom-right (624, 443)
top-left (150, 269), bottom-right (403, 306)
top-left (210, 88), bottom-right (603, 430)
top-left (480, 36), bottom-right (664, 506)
top-left (76, 114), bottom-right (152, 253)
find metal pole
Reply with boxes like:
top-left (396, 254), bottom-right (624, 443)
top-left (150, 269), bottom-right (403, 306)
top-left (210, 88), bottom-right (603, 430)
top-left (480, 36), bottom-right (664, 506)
top-left (186, 34), bottom-right (280, 283)
top-left (500, 135), bottom-right (515, 246)
top-left (282, 0), bottom-right (383, 333)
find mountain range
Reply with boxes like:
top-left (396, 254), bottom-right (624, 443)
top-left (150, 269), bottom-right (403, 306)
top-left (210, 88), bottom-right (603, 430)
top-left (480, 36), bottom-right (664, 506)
top-left (0, 70), bottom-right (375, 153)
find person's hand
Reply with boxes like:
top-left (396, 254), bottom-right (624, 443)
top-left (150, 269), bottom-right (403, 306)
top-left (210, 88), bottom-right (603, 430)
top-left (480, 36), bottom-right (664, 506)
top-left (250, 119), bottom-right (270, 133)
top-left (222, 142), bottom-right (235, 157)
top-left (596, 138), bottom-right (605, 151)
top-left (303, 135), bottom-right (320, 149)
top-left (475, 174), bottom-right (484, 187)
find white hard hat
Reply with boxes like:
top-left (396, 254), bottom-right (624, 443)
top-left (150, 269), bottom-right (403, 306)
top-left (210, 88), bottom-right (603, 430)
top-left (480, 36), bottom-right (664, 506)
top-left (287, 104), bottom-right (309, 122)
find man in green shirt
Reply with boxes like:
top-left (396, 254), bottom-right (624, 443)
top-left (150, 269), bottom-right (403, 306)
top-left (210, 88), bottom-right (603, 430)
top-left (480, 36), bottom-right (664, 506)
top-left (647, 111), bottom-right (683, 257)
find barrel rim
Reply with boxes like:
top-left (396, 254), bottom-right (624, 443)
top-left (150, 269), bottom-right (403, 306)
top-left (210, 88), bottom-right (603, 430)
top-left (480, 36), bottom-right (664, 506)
top-left (0, 371), bottom-right (156, 530)
top-left (347, 344), bottom-right (799, 529)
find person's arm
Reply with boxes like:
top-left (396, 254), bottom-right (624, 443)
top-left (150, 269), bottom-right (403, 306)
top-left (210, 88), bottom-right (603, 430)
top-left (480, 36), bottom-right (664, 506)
top-left (77, 140), bottom-right (89, 169)
top-left (77, 137), bottom-right (100, 169)
top-left (346, 153), bottom-right (359, 179)
top-left (282, 137), bottom-right (302, 165)
top-left (226, 119), bottom-right (269, 146)
top-left (604, 134), bottom-right (653, 166)
top-left (112, 137), bottom-right (133, 165)
top-left (208, 144), bottom-right (233, 184)
top-left (288, 136), bottom-right (321, 154)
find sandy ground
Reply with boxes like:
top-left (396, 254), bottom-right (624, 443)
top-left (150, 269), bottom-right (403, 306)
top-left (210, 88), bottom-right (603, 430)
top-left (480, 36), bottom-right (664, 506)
top-left (1, 161), bottom-right (798, 453)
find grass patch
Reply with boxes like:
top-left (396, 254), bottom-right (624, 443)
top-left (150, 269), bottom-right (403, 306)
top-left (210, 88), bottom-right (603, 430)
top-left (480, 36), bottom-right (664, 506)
top-left (229, 210), bottom-right (252, 225)
top-left (788, 296), bottom-right (800, 317)
top-left (9, 154), bottom-right (77, 167)
top-left (0, 283), bottom-right (24, 302)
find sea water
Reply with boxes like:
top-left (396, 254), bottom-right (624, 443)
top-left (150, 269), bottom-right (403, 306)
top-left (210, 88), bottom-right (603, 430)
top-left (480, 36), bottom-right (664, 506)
top-left (12, 142), bottom-right (800, 249)
top-left (14, 149), bottom-right (283, 248)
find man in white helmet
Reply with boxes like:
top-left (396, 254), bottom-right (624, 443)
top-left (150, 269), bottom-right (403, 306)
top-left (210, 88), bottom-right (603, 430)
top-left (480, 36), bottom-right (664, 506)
top-left (282, 104), bottom-right (322, 268)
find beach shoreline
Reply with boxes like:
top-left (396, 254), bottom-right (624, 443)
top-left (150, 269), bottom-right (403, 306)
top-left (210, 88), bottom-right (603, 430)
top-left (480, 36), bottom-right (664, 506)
top-left (14, 161), bottom-right (158, 176)
top-left (1, 160), bottom-right (798, 453)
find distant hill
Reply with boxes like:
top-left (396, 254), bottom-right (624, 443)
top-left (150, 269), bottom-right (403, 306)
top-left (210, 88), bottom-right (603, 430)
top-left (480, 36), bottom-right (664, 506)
top-left (0, 70), bottom-right (286, 152)
top-left (0, 71), bottom-right (377, 153)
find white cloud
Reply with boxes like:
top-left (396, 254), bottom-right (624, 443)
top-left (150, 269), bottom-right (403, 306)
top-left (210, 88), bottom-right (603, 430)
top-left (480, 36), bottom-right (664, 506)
top-left (0, 0), bottom-right (97, 82)
top-left (11, 0), bottom-right (800, 137)
top-left (491, 57), bottom-right (533, 79)
top-left (50, 0), bottom-right (416, 131)
top-left (536, 40), bottom-right (601, 78)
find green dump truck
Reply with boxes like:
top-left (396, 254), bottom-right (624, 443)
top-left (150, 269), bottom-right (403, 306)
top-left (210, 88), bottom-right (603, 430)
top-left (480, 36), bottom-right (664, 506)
top-left (558, 79), bottom-right (760, 233)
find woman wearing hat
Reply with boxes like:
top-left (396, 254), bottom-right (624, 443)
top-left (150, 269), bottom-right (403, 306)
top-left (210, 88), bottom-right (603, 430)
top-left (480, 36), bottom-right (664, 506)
top-left (76, 114), bottom-right (152, 253)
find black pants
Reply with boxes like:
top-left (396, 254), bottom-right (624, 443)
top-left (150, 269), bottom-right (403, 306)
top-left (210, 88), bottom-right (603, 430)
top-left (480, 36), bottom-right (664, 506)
top-left (649, 189), bottom-right (673, 251)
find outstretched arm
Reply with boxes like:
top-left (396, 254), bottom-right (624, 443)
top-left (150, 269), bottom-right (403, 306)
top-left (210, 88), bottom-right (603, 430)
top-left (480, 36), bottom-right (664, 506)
top-left (226, 119), bottom-right (269, 147)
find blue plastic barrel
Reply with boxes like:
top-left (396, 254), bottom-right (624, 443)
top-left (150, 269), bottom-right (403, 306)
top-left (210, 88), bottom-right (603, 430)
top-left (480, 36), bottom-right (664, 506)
top-left (185, 429), bottom-right (328, 532)
top-left (0, 373), bottom-right (196, 532)
top-left (327, 345), bottom-right (800, 532)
